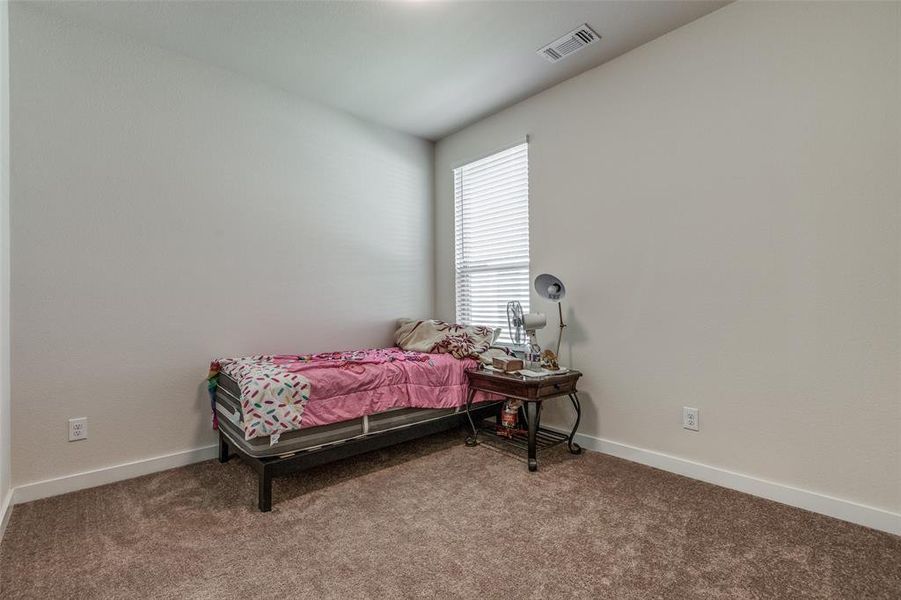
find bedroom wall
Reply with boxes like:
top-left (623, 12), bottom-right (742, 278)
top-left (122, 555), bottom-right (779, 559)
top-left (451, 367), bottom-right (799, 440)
top-left (0, 0), bottom-right (10, 528)
top-left (436, 1), bottom-right (901, 514)
top-left (9, 6), bottom-right (433, 488)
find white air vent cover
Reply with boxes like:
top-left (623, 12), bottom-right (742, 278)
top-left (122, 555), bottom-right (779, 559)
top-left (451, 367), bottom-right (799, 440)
top-left (538, 24), bottom-right (600, 63)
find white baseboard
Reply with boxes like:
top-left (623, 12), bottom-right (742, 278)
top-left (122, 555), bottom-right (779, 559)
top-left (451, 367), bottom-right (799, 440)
top-left (548, 427), bottom-right (900, 536)
top-left (0, 488), bottom-right (12, 543)
top-left (12, 444), bottom-right (218, 505)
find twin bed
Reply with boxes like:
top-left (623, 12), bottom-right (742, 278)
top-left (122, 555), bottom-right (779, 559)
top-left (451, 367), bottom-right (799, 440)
top-left (210, 325), bottom-right (505, 511)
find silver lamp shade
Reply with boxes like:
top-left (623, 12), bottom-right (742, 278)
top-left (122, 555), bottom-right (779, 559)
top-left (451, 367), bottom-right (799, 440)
top-left (535, 273), bottom-right (566, 302)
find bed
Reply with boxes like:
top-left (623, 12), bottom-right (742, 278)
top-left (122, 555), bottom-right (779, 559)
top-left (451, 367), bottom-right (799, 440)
top-left (211, 342), bottom-right (502, 511)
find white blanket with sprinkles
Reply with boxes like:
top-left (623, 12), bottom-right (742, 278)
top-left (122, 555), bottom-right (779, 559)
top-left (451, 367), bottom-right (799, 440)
top-left (218, 356), bottom-right (312, 441)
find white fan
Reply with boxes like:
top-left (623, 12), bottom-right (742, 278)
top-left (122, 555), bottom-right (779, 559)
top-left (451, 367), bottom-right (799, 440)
top-left (506, 300), bottom-right (525, 347)
top-left (507, 302), bottom-right (546, 357)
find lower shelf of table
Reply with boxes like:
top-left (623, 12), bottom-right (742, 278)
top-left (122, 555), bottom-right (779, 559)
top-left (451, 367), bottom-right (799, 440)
top-left (470, 418), bottom-right (569, 451)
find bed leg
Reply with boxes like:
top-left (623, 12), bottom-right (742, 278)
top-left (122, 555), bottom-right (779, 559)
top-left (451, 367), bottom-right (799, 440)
top-left (218, 433), bottom-right (230, 464)
top-left (258, 467), bottom-right (273, 512)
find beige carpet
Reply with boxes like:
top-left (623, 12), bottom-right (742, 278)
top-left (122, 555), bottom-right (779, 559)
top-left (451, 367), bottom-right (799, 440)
top-left (1, 431), bottom-right (899, 599)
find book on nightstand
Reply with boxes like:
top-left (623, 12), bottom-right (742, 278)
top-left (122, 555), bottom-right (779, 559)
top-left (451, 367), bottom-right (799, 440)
top-left (492, 356), bottom-right (524, 372)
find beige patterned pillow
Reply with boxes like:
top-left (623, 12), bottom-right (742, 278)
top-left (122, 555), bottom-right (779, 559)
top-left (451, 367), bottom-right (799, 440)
top-left (394, 319), bottom-right (496, 359)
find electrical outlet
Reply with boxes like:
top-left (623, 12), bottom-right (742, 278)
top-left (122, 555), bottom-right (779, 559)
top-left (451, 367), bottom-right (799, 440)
top-left (682, 407), bottom-right (699, 431)
top-left (69, 417), bottom-right (88, 441)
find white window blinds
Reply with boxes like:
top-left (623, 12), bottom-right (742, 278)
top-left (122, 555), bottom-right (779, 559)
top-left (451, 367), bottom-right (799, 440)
top-left (454, 141), bottom-right (530, 343)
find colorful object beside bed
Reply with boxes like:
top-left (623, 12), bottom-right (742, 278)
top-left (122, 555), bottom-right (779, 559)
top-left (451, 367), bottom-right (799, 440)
top-left (207, 360), bottom-right (221, 431)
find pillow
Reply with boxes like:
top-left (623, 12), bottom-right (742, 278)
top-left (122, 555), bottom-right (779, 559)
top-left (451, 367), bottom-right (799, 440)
top-left (394, 319), bottom-right (495, 359)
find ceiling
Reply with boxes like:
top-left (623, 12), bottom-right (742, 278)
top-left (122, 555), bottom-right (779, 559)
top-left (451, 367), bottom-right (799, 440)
top-left (34, 1), bottom-right (729, 141)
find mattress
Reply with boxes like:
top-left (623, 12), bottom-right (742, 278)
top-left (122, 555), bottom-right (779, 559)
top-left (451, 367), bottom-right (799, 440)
top-left (212, 348), bottom-right (495, 443)
top-left (216, 370), bottom-right (493, 458)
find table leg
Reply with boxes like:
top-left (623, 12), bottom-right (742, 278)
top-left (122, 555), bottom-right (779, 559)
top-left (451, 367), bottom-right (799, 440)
top-left (568, 393), bottom-right (583, 454)
top-left (464, 387), bottom-right (479, 447)
top-left (525, 400), bottom-right (541, 471)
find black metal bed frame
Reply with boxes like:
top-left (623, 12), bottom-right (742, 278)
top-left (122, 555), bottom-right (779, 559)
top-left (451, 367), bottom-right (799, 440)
top-left (218, 402), bottom-right (501, 512)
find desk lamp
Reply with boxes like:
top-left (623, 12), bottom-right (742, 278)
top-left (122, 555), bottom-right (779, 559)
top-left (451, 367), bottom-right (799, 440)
top-left (534, 273), bottom-right (567, 356)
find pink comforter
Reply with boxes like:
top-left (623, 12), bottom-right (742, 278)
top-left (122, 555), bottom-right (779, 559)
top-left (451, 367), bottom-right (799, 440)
top-left (275, 349), bottom-right (483, 428)
top-left (215, 348), bottom-right (489, 440)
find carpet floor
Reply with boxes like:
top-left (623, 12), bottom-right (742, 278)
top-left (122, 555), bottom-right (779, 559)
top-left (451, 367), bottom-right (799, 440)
top-left (1, 431), bottom-right (899, 599)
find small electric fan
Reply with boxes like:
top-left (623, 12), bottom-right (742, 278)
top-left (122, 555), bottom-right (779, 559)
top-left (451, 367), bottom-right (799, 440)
top-left (507, 301), bottom-right (546, 357)
top-left (506, 300), bottom-right (525, 347)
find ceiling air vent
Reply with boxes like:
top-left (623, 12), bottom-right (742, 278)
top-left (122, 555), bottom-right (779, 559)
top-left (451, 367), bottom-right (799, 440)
top-left (537, 24), bottom-right (600, 63)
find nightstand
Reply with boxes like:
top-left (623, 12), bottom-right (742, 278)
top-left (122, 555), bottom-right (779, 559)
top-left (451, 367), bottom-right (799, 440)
top-left (464, 368), bottom-right (583, 471)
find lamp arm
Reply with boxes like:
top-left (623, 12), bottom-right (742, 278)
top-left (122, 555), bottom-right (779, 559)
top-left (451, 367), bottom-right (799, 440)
top-left (556, 302), bottom-right (566, 357)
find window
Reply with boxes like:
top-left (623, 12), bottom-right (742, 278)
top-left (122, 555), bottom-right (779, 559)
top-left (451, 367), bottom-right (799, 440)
top-left (454, 141), bottom-right (530, 343)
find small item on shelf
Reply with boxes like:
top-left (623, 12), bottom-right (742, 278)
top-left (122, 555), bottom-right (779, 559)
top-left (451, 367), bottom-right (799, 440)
top-left (539, 349), bottom-right (559, 370)
top-left (498, 399), bottom-right (521, 438)
top-left (492, 356), bottom-right (524, 373)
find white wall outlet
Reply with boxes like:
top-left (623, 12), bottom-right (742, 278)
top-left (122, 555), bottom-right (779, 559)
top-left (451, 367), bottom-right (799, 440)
top-left (682, 407), bottom-right (699, 431)
top-left (68, 417), bottom-right (88, 441)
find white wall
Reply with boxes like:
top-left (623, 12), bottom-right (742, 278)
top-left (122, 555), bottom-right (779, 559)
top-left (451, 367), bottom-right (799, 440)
top-left (9, 6), bottom-right (433, 487)
top-left (0, 0), bottom-right (10, 523)
top-left (436, 1), bottom-right (901, 513)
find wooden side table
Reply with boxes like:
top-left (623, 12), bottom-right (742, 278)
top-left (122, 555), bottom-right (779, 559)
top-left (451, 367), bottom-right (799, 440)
top-left (464, 368), bottom-right (583, 471)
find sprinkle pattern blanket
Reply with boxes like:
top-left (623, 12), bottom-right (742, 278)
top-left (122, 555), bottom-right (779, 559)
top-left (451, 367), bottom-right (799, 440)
top-left (209, 348), bottom-right (466, 441)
